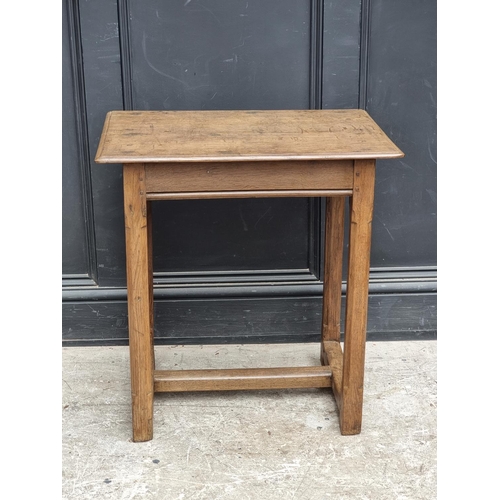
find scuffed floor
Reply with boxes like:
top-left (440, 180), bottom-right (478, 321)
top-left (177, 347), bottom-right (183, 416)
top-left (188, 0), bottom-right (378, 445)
top-left (62, 341), bottom-right (436, 499)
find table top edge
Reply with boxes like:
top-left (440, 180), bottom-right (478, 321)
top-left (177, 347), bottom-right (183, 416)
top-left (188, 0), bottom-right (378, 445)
top-left (94, 109), bottom-right (405, 164)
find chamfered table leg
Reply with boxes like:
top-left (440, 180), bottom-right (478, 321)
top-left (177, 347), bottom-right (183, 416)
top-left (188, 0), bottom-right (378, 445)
top-left (321, 196), bottom-right (345, 360)
top-left (340, 159), bottom-right (376, 435)
top-left (147, 200), bottom-right (155, 371)
top-left (123, 163), bottom-right (155, 442)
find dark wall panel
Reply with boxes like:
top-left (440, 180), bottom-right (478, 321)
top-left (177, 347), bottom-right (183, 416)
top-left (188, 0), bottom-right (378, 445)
top-left (322, 0), bottom-right (361, 109)
top-left (129, 0), bottom-right (311, 110)
top-left (78, 0), bottom-right (126, 287)
top-left (127, 0), bottom-right (316, 275)
top-left (152, 198), bottom-right (310, 273)
top-left (62, 0), bottom-right (437, 344)
top-left (62, 293), bottom-right (436, 346)
top-left (367, 0), bottom-right (437, 268)
top-left (62, 0), bottom-right (89, 276)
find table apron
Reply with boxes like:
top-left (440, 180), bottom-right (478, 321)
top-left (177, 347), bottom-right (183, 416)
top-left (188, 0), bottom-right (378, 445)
top-left (144, 160), bottom-right (354, 195)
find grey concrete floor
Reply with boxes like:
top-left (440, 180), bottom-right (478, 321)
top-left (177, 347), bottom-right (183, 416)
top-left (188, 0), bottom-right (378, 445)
top-left (62, 341), bottom-right (436, 500)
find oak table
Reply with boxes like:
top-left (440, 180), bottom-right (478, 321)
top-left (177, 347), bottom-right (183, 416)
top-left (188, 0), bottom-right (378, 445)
top-left (95, 109), bottom-right (403, 442)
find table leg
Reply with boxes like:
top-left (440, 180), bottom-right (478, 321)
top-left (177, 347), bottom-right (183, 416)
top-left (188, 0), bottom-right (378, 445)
top-left (321, 197), bottom-right (345, 357)
top-left (340, 159), bottom-right (376, 435)
top-left (123, 163), bottom-right (155, 442)
top-left (148, 201), bottom-right (155, 371)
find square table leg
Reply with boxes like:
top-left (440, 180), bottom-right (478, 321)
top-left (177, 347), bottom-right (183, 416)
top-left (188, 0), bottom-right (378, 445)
top-left (320, 195), bottom-right (345, 386)
top-left (321, 196), bottom-right (345, 350)
top-left (340, 159), bottom-right (376, 435)
top-left (320, 195), bottom-right (346, 417)
top-left (123, 163), bottom-right (155, 442)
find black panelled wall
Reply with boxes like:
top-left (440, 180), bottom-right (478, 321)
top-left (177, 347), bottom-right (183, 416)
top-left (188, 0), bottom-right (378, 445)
top-left (62, 0), bottom-right (437, 345)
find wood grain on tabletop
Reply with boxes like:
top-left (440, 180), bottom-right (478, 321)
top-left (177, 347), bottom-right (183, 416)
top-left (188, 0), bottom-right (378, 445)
top-left (95, 109), bottom-right (404, 164)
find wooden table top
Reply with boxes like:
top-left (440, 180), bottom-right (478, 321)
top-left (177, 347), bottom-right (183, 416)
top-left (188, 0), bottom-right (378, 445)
top-left (95, 109), bottom-right (403, 164)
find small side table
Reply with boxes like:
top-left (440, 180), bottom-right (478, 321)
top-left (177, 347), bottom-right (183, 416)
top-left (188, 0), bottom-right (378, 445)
top-left (95, 109), bottom-right (403, 442)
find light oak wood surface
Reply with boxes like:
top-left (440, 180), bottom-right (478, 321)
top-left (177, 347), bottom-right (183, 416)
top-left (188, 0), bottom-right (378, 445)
top-left (154, 366), bottom-right (332, 392)
top-left (95, 109), bottom-right (403, 164)
top-left (340, 159), bottom-right (376, 435)
top-left (95, 109), bottom-right (403, 441)
top-left (123, 164), bottom-right (155, 442)
top-left (145, 160), bottom-right (354, 193)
